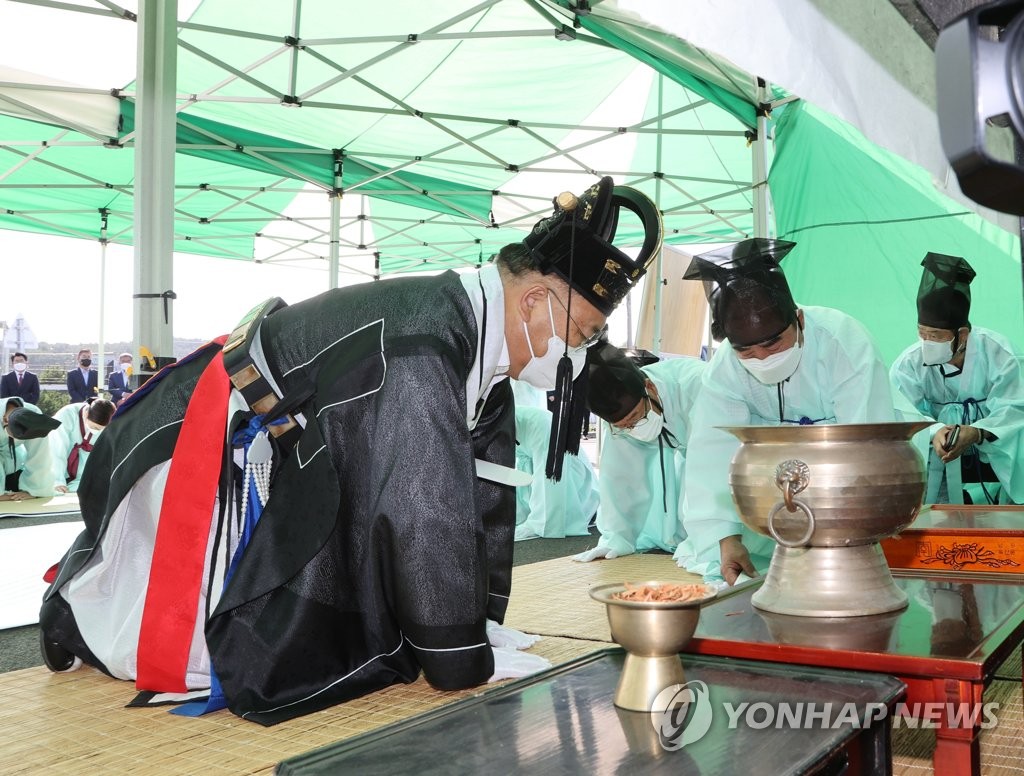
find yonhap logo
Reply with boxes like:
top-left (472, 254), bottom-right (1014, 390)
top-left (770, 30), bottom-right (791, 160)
top-left (648, 688), bottom-right (1000, 752)
top-left (650, 679), bottom-right (714, 750)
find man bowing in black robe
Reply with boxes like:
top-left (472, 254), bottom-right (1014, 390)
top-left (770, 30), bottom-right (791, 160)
top-left (40, 177), bottom-right (662, 724)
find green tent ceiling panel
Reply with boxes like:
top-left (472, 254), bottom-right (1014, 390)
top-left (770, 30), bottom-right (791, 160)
top-left (1, 0), bottom-right (770, 273)
top-left (119, 99), bottom-right (493, 221)
top-left (0, 110), bottom-right (297, 259)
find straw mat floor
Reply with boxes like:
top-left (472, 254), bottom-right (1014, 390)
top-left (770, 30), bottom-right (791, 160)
top-left (0, 493), bottom-right (80, 519)
top-left (890, 678), bottom-right (1024, 776)
top-left (0, 636), bottom-right (607, 775)
top-left (504, 551), bottom-right (702, 642)
top-left (3, 551), bottom-right (1020, 774)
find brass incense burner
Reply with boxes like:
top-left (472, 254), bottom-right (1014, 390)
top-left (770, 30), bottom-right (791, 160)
top-left (724, 422), bottom-right (929, 617)
top-left (590, 581), bottom-right (716, 712)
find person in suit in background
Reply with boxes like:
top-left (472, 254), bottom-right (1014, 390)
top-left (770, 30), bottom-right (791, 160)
top-left (66, 349), bottom-right (98, 403)
top-left (0, 353), bottom-right (41, 405)
top-left (107, 352), bottom-right (134, 404)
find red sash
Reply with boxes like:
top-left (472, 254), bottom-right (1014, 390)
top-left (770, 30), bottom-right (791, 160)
top-left (136, 338), bottom-right (230, 692)
top-left (65, 408), bottom-right (93, 482)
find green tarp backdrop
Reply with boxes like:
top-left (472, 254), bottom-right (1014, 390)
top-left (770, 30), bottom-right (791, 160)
top-left (772, 101), bottom-right (1023, 364)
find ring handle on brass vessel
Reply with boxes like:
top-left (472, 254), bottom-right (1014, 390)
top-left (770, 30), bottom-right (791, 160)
top-left (767, 459), bottom-right (815, 547)
top-left (767, 499), bottom-right (816, 547)
top-left (774, 459), bottom-right (810, 511)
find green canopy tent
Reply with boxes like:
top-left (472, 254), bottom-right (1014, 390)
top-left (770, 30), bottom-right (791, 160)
top-left (1, 0), bottom-right (1020, 366)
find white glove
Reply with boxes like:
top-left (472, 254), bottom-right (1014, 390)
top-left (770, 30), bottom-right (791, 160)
top-left (572, 545), bottom-right (621, 563)
top-left (486, 619), bottom-right (541, 650)
top-left (488, 646), bottom-right (552, 683)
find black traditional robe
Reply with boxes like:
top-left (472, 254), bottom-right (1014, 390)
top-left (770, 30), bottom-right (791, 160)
top-left (41, 271), bottom-right (516, 724)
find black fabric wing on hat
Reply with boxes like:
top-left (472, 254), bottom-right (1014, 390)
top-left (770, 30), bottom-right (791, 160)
top-left (7, 408), bottom-right (61, 439)
top-left (917, 252), bottom-right (976, 330)
top-left (522, 176), bottom-right (663, 316)
top-left (683, 238), bottom-right (798, 345)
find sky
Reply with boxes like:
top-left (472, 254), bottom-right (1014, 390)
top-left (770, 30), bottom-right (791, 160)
top-left (0, 0), bottom-right (647, 348)
top-left (0, 0), bottom-right (336, 345)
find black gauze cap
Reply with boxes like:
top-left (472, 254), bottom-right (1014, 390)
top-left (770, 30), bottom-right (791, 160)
top-left (586, 341), bottom-right (649, 423)
top-left (522, 176), bottom-right (663, 316)
top-left (7, 408), bottom-right (60, 439)
top-left (917, 252), bottom-right (976, 330)
top-left (683, 238), bottom-right (798, 345)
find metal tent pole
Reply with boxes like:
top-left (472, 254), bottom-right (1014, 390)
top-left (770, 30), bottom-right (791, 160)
top-left (651, 73), bottom-right (665, 356)
top-left (329, 193), bottom-right (340, 290)
top-left (98, 208), bottom-right (109, 393)
top-left (752, 78), bottom-right (770, 238)
top-left (133, 0), bottom-right (178, 382)
top-left (328, 149), bottom-right (342, 289)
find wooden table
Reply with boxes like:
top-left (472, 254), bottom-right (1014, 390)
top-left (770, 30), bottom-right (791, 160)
top-left (276, 650), bottom-right (905, 775)
top-left (882, 505), bottom-right (1024, 576)
top-left (685, 573), bottom-right (1024, 776)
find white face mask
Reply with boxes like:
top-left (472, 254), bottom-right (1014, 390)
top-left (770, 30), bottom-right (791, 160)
top-left (517, 297), bottom-right (587, 391)
top-left (119, 362), bottom-right (132, 372)
top-left (626, 408), bottom-right (664, 442)
top-left (739, 342), bottom-right (803, 385)
top-left (13, 363), bottom-right (27, 373)
top-left (920, 337), bottom-right (955, 367)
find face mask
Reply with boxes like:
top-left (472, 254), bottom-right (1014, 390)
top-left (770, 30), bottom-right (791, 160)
top-left (86, 425), bottom-right (104, 439)
top-left (920, 337), bottom-right (955, 367)
top-left (80, 359), bottom-right (92, 368)
top-left (627, 408), bottom-right (664, 442)
top-left (739, 342), bottom-right (803, 385)
top-left (12, 363), bottom-right (26, 373)
top-left (517, 297), bottom-right (587, 391)
top-left (120, 362), bottom-right (131, 372)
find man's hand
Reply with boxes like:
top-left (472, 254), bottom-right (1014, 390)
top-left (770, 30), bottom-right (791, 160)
top-left (720, 535), bottom-right (757, 586)
top-left (933, 424), bottom-right (983, 463)
top-left (0, 490), bottom-right (33, 502)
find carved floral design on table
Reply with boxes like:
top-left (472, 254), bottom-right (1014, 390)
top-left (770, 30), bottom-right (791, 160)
top-left (920, 542), bottom-right (1022, 572)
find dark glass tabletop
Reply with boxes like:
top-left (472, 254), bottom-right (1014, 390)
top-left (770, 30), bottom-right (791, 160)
top-left (689, 574), bottom-right (1024, 678)
top-left (276, 650), bottom-right (903, 776)
top-left (910, 506), bottom-right (1024, 531)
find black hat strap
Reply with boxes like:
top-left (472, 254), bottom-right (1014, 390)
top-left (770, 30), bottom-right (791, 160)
top-left (545, 212), bottom-right (583, 480)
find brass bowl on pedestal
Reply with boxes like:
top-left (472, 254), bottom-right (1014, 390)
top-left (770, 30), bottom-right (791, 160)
top-left (723, 422), bottom-right (929, 617)
top-left (590, 581), bottom-right (716, 712)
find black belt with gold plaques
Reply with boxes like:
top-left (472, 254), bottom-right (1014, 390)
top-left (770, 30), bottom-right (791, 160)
top-left (221, 297), bottom-right (302, 449)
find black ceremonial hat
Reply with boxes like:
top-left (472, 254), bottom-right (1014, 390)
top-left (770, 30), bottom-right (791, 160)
top-left (522, 176), bottom-right (663, 316)
top-left (6, 408), bottom-right (61, 440)
top-left (586, 341), bottom-right (651, 424)
top-left (917, 252), bottom-right (976, 330)
top-left (683, 238), bottom-right (798, 345)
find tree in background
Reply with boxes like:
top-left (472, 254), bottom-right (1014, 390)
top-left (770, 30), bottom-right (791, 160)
top-left (36, 390), bottom-right (69, 416)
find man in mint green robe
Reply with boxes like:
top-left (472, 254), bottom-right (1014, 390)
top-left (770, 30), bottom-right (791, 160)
top-left (575, 343), bottom-right (705, 561)
top-left (890, 253), bottom-right (1024, 505)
